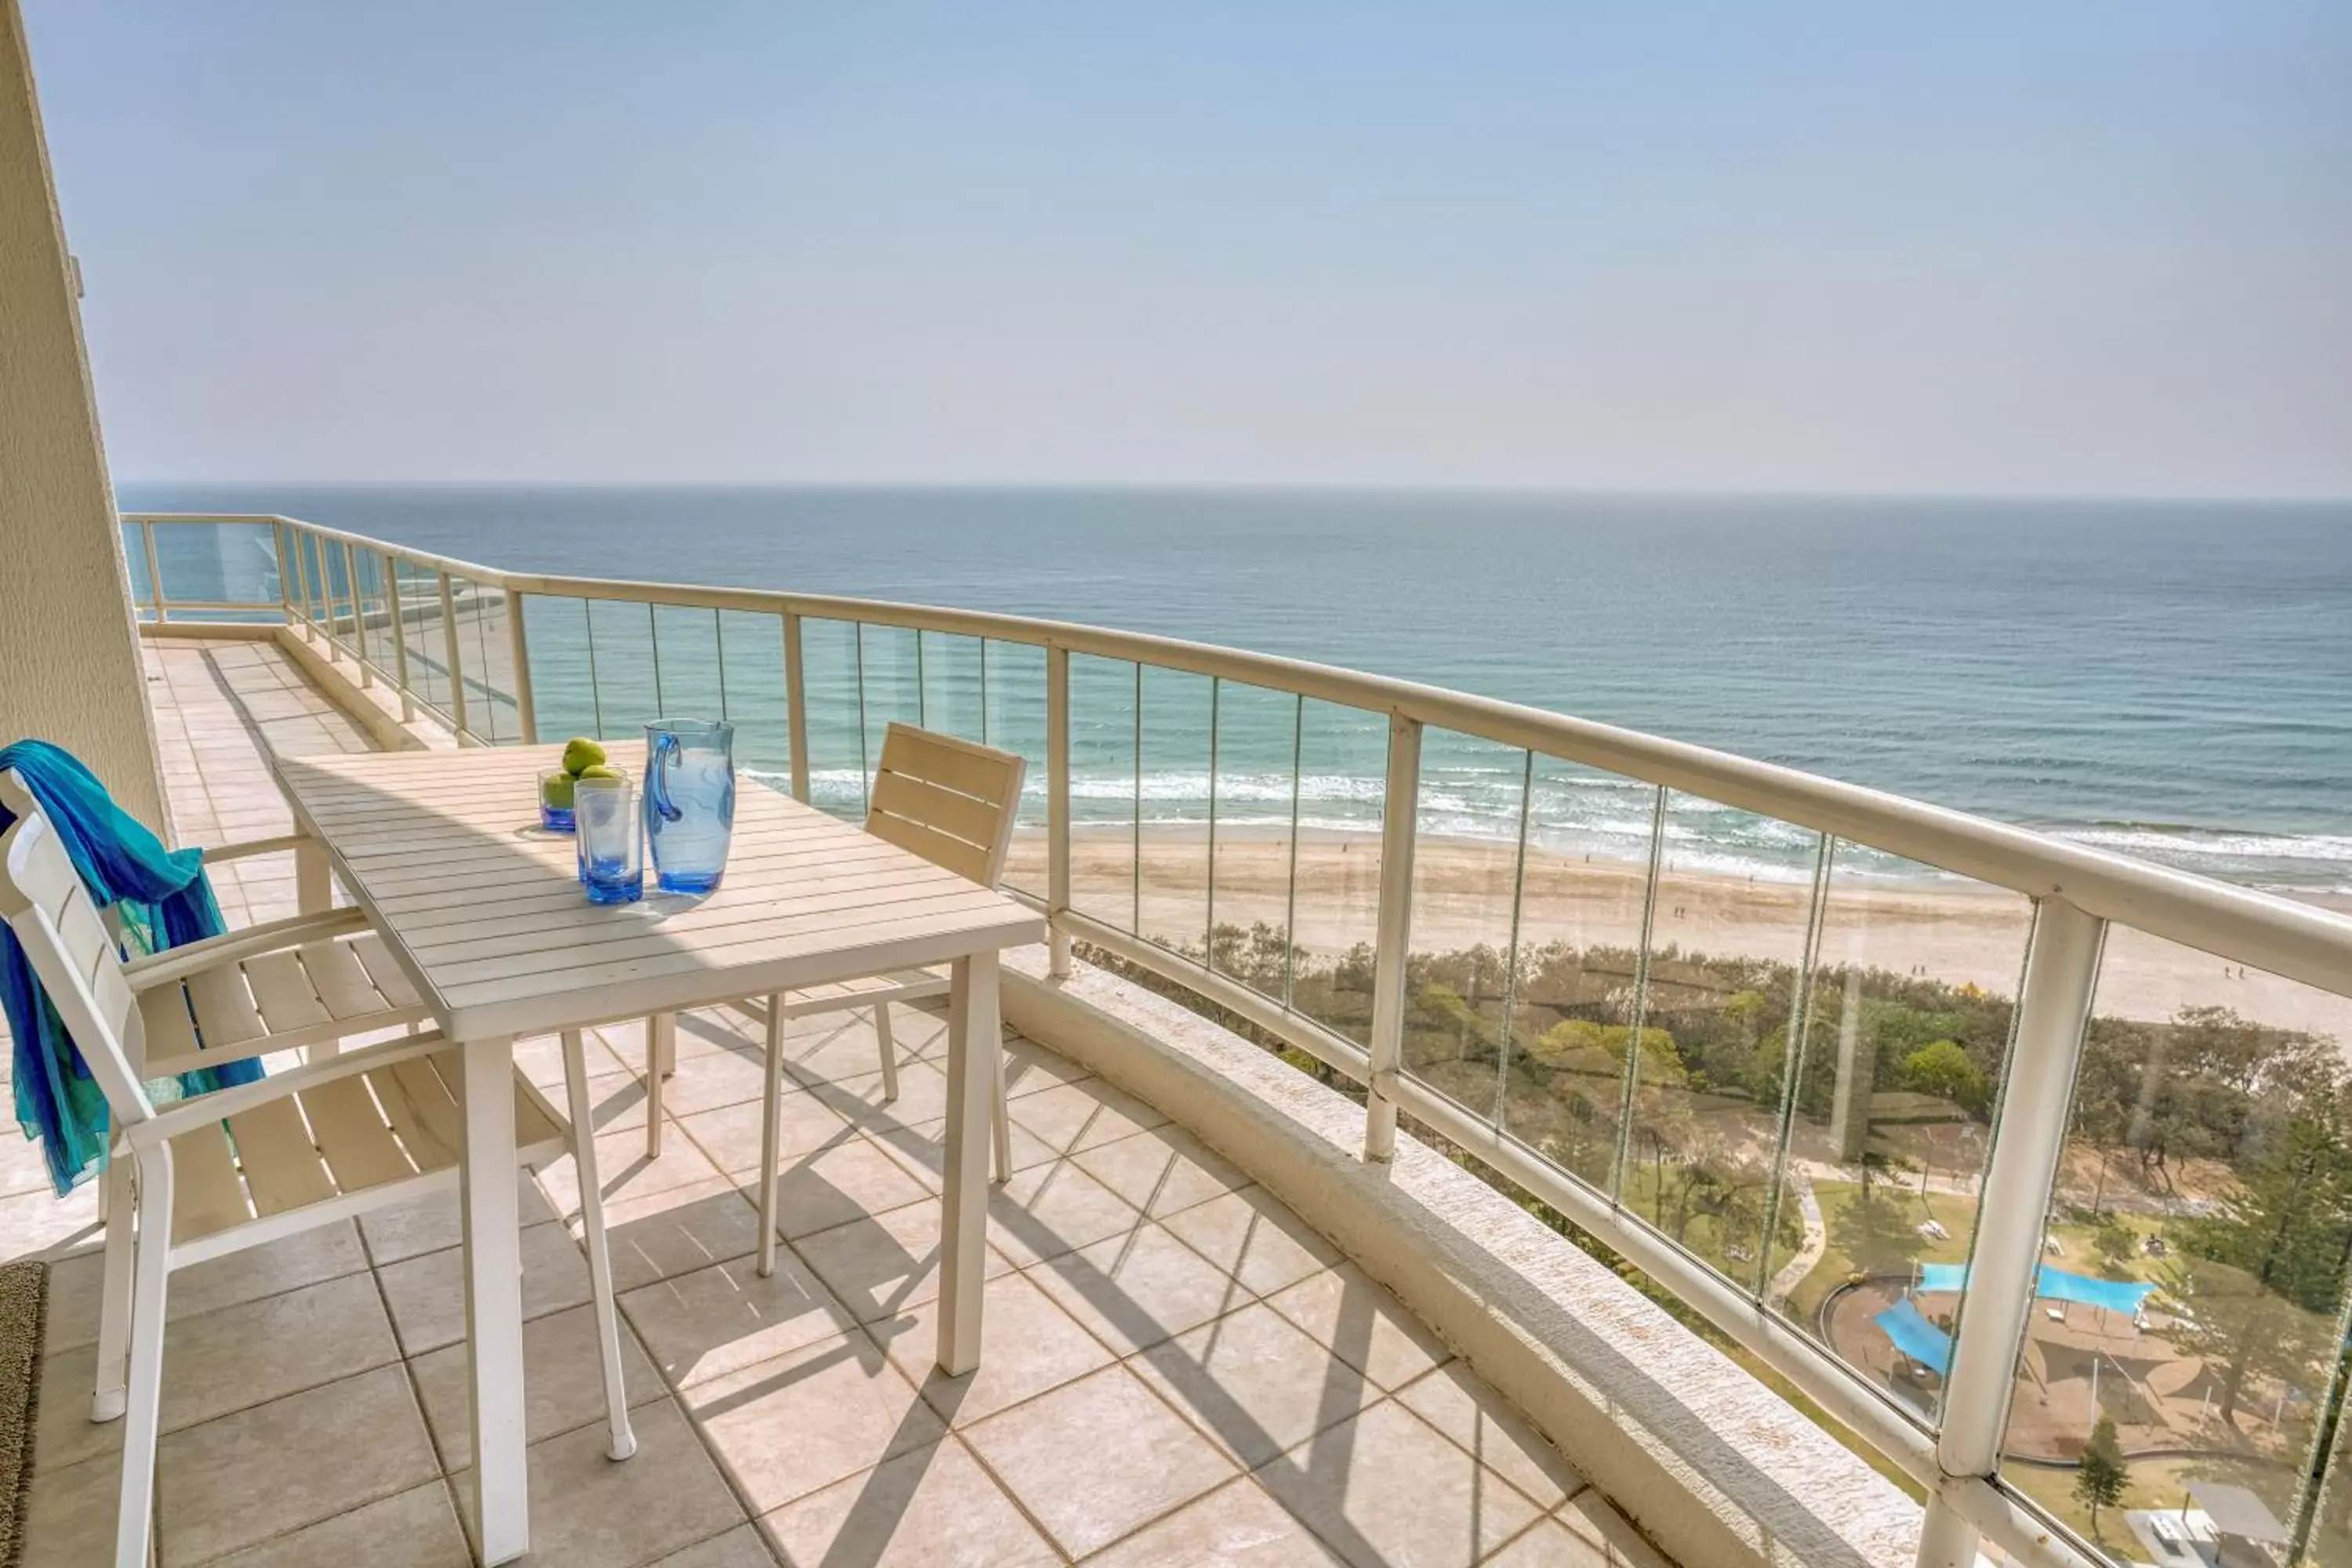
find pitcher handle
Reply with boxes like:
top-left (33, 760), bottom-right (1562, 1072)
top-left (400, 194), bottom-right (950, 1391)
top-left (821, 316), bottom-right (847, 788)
top-left (648, 731), bottom-right (684, 822)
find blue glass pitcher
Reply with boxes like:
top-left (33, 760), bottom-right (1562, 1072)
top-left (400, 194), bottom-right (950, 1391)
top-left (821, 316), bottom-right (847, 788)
top-left (644, 718), bottom-right (735, 894)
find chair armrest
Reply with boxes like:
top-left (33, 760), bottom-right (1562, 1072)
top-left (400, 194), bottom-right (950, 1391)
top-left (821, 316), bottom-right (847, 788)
top-left (200, 833), bottom-right (314, 865)
top-left (122, 906), bottom-right (371, 993)
top-left (124, 1029), bottom-right (450, 1149)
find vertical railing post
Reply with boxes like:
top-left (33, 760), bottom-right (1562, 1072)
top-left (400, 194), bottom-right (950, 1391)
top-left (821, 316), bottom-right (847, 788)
top-left (782, 610), bottom-right (811, 803)
top-left (1917, 895), bottom-right (2104, 1568)
top-left (438, 572), bottom-right (470, 740)
top-left (386, 554), bottom-right (414, 721)
top-left (341, 541), bottom-right (371, 686)
top-left (1047, 644), bottom-right (1073, 978)
top-left (272, 524), bottom-right (294, 627)
top-left (140, 521), bottom-right (167, 624)
top-left (506, 590), bottom-right (537, 743)
top-left (1363, 710), bottom-right (1422, 1163)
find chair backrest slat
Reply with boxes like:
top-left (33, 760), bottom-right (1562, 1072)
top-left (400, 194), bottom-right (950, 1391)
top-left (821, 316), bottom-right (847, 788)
top-left (0, 786), bottom-right (156, 1127)
top-left (865, 724), bottom-right (1027, 888)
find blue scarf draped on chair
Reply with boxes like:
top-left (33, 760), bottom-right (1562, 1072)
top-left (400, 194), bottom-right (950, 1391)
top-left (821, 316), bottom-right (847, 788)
top-left (0, 740), bottom-right (265, 1196)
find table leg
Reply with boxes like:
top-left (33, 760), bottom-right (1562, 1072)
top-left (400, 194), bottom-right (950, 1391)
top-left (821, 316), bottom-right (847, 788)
top-left (937, 951), bottom-right (997, 1376)
top-left (459, 1033), bottom-right (530, 1563)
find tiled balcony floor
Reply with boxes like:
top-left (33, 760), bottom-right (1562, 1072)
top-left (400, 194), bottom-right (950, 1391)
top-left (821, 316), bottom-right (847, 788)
top-left (3, 641), bottom-right (1650, 1566)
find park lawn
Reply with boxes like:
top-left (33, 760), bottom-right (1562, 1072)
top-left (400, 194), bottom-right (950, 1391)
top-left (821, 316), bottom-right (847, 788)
top-left (1788, 1178), bottom-right (1981, 1322)
top-left (2003, 1451), bottom-right (2292, 1556)
top-left (2045, 1207), bottom-right (2169, 1283)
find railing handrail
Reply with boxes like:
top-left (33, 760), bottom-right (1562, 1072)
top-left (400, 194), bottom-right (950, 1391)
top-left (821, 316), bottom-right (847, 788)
top-left (124, 510), bottom-right (2352, 1000)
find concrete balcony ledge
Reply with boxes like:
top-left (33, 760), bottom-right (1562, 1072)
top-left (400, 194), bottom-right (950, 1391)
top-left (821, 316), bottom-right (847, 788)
top-left (1005, 947), bottom-right (1924, 1568)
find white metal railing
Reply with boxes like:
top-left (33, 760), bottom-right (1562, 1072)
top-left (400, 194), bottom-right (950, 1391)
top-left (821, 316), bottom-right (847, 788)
top-left (123, 510), bottom-right (2352, 1568)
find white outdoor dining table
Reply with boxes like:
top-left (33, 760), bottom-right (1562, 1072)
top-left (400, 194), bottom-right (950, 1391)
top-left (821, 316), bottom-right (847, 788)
top-left (270, 741), bottom-right (1045, 1564)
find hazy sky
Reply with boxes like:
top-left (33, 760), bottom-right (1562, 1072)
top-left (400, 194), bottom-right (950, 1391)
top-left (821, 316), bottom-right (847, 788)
top-left (24, 2), bottom-right (2352, 494)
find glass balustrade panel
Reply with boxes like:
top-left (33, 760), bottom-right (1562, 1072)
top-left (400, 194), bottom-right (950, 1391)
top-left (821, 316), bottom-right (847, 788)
top-left (1998, 928), bottom-right (2352, 1563)
top-left (981, 640), bottom-right (1048, 898)
top-left (524, 596), bottom-right (599, 742)
top-left (1208, 682), bottom-right (1301, 1006)
top-left (716, 611), bottom-right (791, 794)
top-left (1136, 666), bottom-right (1212, 957)
top-left (1402, 731), bottom-right (1530, 1122)
top-left (1066, 654), bottom-right (1138, 933)
top-left (1766, 843), bottom-right (2034, 1425)
top-left (797, 617), bottom-right (867, 818)
top-left (1624, 792), bottom-right (1825, 1287)
top-left (1498, 762), bottom-right (1661, 1191)
top-left (583, 599), bottom-right (660, 746)
top-left (918, 631), bottom-right (985, 743)
top-left (1285, 699), bottom-right (1387, 1047)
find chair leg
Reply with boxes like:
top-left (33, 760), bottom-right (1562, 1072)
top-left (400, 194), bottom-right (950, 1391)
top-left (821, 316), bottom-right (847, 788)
top-left (757, 993), bottom-right (784, 1278)
top-left (991, 1028), bottom-right (1013, 1185)
top-left (643, 1013), bottom-right (673, 1160)
top-left (114, 1144), bottom-right (174, 1568)
top-left (873, 1003), bottom-right (900, 1103)
top-left (561, 1029), bottom-right (637, 1462)
top-left (92, 1152), bottom-right (134, 1421)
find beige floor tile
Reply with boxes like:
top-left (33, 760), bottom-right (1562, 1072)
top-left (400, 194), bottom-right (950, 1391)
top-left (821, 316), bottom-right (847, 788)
top-left (0, 1184), bottom-right (100, 1262)
top-left (1083, 1474), bottom-right (1346, 1566)
top-left (452, 1399), bottom-right (748, 1568)
top-left (792, 1199), bottom-right (1015, 1324)
top-left (984, 1160), bottom-right (1145, 1268)
top-left (869, 1113), bottom-right (1061, 1189)
top-left (684, 1328), bottom-right (945, 1513)
top-left (1392, 1363), bottom-right (1584, 1512)
top-left (18, 1450), bottom-right (123, 1568)
top-left (1004, 1081), bottom-right (1145, 1157)
top-left (36, 1270), bottom-right (399, 1474)
top-left (564, 1069), bottom-right (655, 1134)
top-left (869, 1266), bottom-right (1116, 1427)
top-left (996, 1036), bottom-right (1094, 1100)
top-left (513, 1029), bottom-right (627, 1091)
top-left (758, 1436), bottom-right (1058, 1568)
top-left (534, 1120), bottom-right (728, 1221)
top-left (1546, 1491), bottom-right (1672, 1567)
top-left (1027, 1222), bottom-right (1252, 1356)
top-left (201, 1479), bottom-right (473, 1567)
top-left (1069, 1125), bottom-right (1250, 1219)
top-left (410, 1301), bottom-right (666, 1472)
top-left (765, 1137), bottom-right (938, 1240)
top-left (620, 1251), bottom-right (852, 1390)
top-left (649, 1523), bottom-right (783, 1566)
top-left (1160, 1187), bottom-right (1338, 1298)
top-left (676, 1089), bottom-right (856, 1178)
top-left (1261, 1265), bottom-right (1452, 1392)
top-left (155, 1363), bottom-right (441, 1567)
top-left (1251, 1400), bottom-right (1542, 1568)
top-left (656, 1047), bottom-right (776, 1119)
top-left (378, 1221), bottom-right (594, 1355)
top-left (359, 1177), bottom-right (560, 1266)
top-left (590, 1176), bottom-right (769, 1294)
top-left (1131, 1301), bottom-right (1381, 1469)
top-left (963, 1364), bottom-right (1237, 1559)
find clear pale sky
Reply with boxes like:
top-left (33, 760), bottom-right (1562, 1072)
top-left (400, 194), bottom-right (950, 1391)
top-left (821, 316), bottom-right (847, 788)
top-left (24, 2), bottom-right (2352, 495)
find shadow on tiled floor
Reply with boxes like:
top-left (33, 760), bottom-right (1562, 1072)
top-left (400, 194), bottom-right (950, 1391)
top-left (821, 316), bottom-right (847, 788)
top-left (2, 642), bottom-right (1650, 1566)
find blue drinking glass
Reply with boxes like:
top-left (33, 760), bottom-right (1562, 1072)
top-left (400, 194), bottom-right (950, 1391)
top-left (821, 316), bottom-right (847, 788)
top-left (574, 776), bottom-right (644, 905)
top-left (644, 718), bottom-right (735, 895)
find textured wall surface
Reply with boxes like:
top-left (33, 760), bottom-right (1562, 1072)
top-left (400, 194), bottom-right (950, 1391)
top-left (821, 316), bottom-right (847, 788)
top-left (0, 0), bottom-right (165, 830)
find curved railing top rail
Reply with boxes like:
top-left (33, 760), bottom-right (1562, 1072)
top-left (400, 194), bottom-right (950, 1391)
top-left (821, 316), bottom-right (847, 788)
top-left (129, 510), bottom-right (2352, 997)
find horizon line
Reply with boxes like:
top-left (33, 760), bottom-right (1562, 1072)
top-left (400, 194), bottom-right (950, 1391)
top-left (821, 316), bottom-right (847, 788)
top-left (111, 478), bottom-right (2352, 507)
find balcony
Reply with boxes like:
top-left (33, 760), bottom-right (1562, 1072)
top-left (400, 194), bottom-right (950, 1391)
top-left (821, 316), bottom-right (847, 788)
top-left (2, 512), bottom-right (2348, 1568)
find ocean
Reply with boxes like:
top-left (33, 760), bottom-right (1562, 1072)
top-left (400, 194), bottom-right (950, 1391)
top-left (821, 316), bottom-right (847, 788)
top-left (120, 485), bottom-right (2352, 896)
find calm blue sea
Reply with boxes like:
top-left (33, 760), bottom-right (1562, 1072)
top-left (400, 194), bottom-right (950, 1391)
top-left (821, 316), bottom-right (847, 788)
top-left (120, 485), bottom-right (2352, 894)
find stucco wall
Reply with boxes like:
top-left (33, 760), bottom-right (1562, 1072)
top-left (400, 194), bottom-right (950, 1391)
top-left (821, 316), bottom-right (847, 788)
top-left (0, 0), bottom-right (165, 830)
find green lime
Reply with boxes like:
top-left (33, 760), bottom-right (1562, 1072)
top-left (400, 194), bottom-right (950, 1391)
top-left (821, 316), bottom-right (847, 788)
top-left (541, 772), bottom-right (576, 809)
top-left (577, 764), bottom-right (623, 782)
top-left (561, 736), bottom-right (608, 775)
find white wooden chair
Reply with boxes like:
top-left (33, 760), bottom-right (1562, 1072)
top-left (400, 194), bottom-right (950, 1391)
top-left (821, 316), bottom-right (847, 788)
top-left (718, 724), bottom-right (1026, 1278)
top-left (0, 783), bottom-right (636, 1568)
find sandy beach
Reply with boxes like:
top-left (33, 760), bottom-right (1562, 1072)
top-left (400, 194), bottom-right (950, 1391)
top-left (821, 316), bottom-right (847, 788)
top-left (1005, 826), bottom-right (2352, 1040)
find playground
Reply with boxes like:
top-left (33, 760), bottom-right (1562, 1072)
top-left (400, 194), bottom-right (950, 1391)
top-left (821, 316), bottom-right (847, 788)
top-left (1823, 1264), bottom-right (2315, 1467)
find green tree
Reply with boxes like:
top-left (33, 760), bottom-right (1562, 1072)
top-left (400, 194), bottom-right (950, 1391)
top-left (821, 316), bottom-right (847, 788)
top-left (2073, 1416), bottom-right (2129, 1538)
top-left (1903, 1038), bottom-right (1990, 1116)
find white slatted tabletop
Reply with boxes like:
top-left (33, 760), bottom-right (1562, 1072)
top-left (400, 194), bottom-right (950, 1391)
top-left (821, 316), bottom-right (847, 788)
top-left (269, 740), bottom-right (1040, 1566)
top-left (271, 741), bottom-right (1041, 1040)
